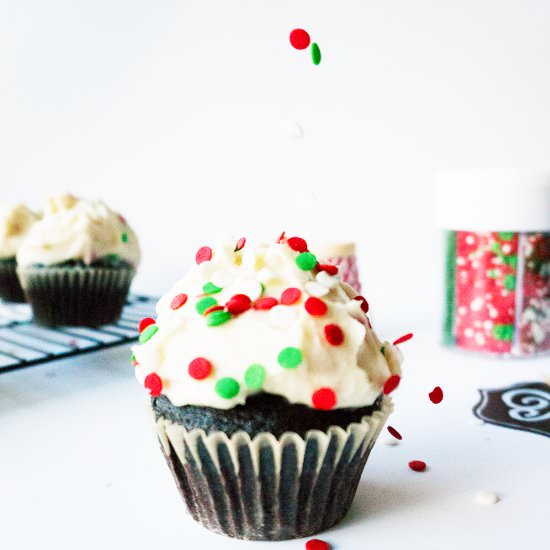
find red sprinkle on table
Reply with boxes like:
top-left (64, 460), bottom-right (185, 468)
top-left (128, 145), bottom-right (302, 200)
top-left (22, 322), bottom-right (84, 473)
top-left (188, 357), bottom-right (212, 380)
top-left (305, 539), bottom-right (330, 550)
top-left (317, 264), bottom-right (339, 276)
top-left (138, 317), bottom-right (155, 333)
top-left (429, 386), bottom-right (444, 404)
top-left (408, 460), bottom-right (427, 472)
top-left (234, 237), bottom-right (246, 252)
top-left (289, 28), bottom-right (311, 50)
top-left (324, 324), bottom-right (344, 346)
top-left (144, 373), bottom-right (162, 397)
top-left (203, 305), bottom-right (225, 316)
top-left (387, 426), bottom-right (403, 440)
top-left (305, 297), bottom-right (327, 316)
top-left (393, 332), bottom-right (414, 346)
top-left (383, 374), bottom-right (401, 395)
top-left (195, 246), bottom-right (212, 264)
top-left (287, 236), bottom-right (308, 252)
top-left (280, 287), bottom-right (302, 305)
top-left (254, 297), bottom-right (279, 310)
top-left (312, 388), bottom-right (336, 410)
top-left (226, 294), bottom-right (252, 314)
top-left (277, 231), bottom-right (286, 243)
top-left (353, 295), bottom-right (369, 313)
top-left (170, 293), bottom-right (188, 310)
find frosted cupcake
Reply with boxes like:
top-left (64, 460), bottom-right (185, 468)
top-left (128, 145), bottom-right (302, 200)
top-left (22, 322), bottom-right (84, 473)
top-left (17, 193), bottom-right (140, 326)
top-left (133, 234), bottom-right (402, 540)
top-left (0, 203), bottom-right (40, 302)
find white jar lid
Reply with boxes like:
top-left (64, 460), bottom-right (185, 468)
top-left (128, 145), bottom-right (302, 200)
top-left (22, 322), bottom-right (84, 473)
top-left (435, 170), bottom-right (550, 231)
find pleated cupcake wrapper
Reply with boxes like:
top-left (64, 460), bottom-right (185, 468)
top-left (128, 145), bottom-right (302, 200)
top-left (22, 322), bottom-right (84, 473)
top-left (154, 397), bottom-right (393, 541)
top-left (0, 257), bottom-right (26, 302)
top-left (17, 265), bottom-right (135, 327)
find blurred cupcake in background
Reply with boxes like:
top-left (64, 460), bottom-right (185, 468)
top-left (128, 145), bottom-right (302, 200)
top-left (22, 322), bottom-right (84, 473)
top-left (17, 193), bottom-right (140, 326)
top-left (0, 203), bottom-right (40, 302)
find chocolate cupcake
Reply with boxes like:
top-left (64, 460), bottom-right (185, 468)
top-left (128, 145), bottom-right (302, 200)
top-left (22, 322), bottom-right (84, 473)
top-left (17, 193), bottom-right (140, 326)
top-left (0, 203), bottom-right (40, 302)
top-left (133, 234), bottom-right (403, 540)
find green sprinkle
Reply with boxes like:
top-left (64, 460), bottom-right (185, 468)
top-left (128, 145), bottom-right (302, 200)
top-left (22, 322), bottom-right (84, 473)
top-left (277, 347), bottom-right (302, 369)
top-left (139, 324), bottom-right (158, 343)
top-left (490, 241), bottom-right (501, 254)
top-left (498, 232), bottom-right (515, 241)
top-left (215, 377), bottom-right (240, 399)
top-left (195, 296), bottom-right (218, 315)
top-left (121, 232), bottom-right (128, 243)
top-left (104, 253), bottom-right (120, 264)
top-left (502, 254), bottom-right (518, 269)
top-left (493, 324), bottom-right (514, 341)
top-left (295, 252), bottom-right (317, 271)
top-left (504, 274), bottom-right (516, 290)
top-left (206, 310), bottom-right (231, 327)
top-left (130, 353), bottom-right (136, 364)
top-left (311, 42), bottom-right (321, 65)
top-left (244, 364), bottom-right (266, 389)
top-left (487, 269), bottom-right (499, 279)
top-left (202, 281), bottom-right (223, 294)
top-left (260, 282), bottom-right (266, 295)
top-left (380, 346), bottom-right (385, 355)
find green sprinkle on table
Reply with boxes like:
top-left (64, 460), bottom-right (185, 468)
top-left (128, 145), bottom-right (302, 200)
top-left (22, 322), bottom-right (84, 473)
top-left (139, 324), bottom-right (158, 344)
top-left (311, 42), bottom-right (321, 65)
top-left (202, 281), bottom-right (223, 294)
top-left (195, 296), bottom-right (218, 315)
top-left (277, 347), bottom-right (302, 369)
top-left (295, 252), bottom-right (317, 271)
top-left (206, 310), bottom-right (231, 327)
top-left (215, 377), bottom-right (240, 399)
top-left (244, 364), bottom-right (266, 389)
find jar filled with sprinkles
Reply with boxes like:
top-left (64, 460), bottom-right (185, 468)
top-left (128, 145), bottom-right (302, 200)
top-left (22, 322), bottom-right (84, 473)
top-left (435, 171), bottom-right (550, 357)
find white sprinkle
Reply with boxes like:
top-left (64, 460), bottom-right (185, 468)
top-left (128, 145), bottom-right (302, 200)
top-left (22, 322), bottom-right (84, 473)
top-left (502, 244), bottom-right (511, 254)
top-left (464, 328), bottom-right (474, 338)
top-left (489, 308), bottom-right (498, 319)
top-left (383, 436), bottom-right (400, 446)
top-left (474, 321), bottom-right (482, 328)
top-left (279, 118), bottom-right (304, 140)
top-left (256, 268), bottom-right (276, 284)
top-left (472, 260), bottom-right (480, 269)
top-left (475, 332), bottom-right (486, 345)
top-left (476, 490), bottom-right (499, 505)
top-left (305, 281), bottom-right (329, 297)
top-left (483, 320), bottom-right (493, 330)
top-left (466, 235), bottom-right (475, 245)
top-left (456, 257), bottom-right (466, 266)
top-left (458, 306), bottom-right (467, 316)
top-left (235, 279), bottom-right (263, 301)
top-left (471, 297), bottom-right (484, 312)
top-left (316, 270), bottom-right (339, 289)
top-left (269, 305), bottom-right (297, 328)
top-left (211, 269), bottom-right (236, 288)
top-left (501, 290), bottom-right (509, 297)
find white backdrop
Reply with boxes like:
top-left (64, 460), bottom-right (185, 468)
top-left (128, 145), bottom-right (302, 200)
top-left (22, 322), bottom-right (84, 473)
top-left (1, 0), bottom-right (550, 331)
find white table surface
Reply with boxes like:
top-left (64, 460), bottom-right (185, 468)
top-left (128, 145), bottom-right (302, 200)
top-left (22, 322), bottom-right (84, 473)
top-left (1, 322), bottom-right (549, 550)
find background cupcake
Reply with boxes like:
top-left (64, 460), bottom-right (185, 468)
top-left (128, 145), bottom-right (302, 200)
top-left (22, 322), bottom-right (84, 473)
top-left (0, 203), bottom-right (40, 302)
top-left (17, 193), bottom-right (140, 326)
top-left (133, 234), bottom-right (402, 541)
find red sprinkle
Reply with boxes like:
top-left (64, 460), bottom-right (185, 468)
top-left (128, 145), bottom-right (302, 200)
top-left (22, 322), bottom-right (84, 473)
top-left (408, 460), bottom-right (427, 472)
top-left (226, 294), bottom-right (252, 314)
top-left (203, 305), bottom-right (225, 316)
top-left (305, 297), bottom-right (327, 316)
top-left (324, 324), bottom-right (344, 346)
top-left (290, 28), bottom-right (311, 50)
top-left (195, 246), bottom-right (212, 264)
top-left (317, 263), bottom-right (339, 276)
top-left (387, 426), bottom-right (403, 440)
top-left (429, 386), bottom-right (444, 404)
top-left (280, 287), bottom-right (302, 305)
top-left (234, 237), bottom-right (246, 252)
top-left (305, 539), bottom-right (330, 550)
top-left (353, 295), bottom-right (369, 313)
top-left (188, 357), bottom-right (212, 380)
top-left (144, 373), bottom-right (162, 397)
top-left (254, 297), bottom-right (279, 310)
top-left (393, 332), bottom-right (414, 346)
top-left (383, 374), bottom-right (401, 395)
top-left (170, 293), bottom-right (188, 310)
top-left (277, 231), bottom-right (286, 243)
top-left (312, 388), bottom-right (337, 410)
top-left (138, 317), bottom-right (155, 333)
top-left (287, 236), bottom-right (308, 252)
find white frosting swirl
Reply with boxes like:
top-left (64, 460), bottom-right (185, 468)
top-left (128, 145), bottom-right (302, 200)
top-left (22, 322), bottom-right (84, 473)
top-left (0, 203), bottom-right (40, 259)
top-left (133, 236), bottom-right (403, 410)
top-left (16, 194), bottom-right (141, 268)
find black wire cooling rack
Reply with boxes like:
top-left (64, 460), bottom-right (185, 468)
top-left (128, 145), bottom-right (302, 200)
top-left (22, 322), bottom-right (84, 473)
top-left (0, 295), bottom-right (157, 374)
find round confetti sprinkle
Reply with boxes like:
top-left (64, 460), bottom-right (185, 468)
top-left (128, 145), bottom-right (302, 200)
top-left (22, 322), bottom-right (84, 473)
top-left (475, 490), bottom-right (499, 505)
top-left (236, 279), bottom-right (263, 301)
top-left (324, 324), bottom-right (344, 345)
top-left (305, 281), bottom-right (330, 297)
top-left (353, 295), bottom-right (369, 313)
top-left (316, 270), bottom-right (338, 289)
top-left (408, 460), bottom-right (427, 472)
top-left (317, 264), bottom-right (338, 276)
top-left (278, 347), bottom-right (303, 369)
top-left (269, 305), bottom-right (297, 328)
top-left (234, 237), bottom-right (246, 251)
top-left (202, 281), bottom-right (223, 294)
top-left (289, 28), bottom-right (311, 50)
top-left (387, 426), bottom-right (403, 440)
top-left (287, 236), bottom-right (308, 252)
top-left (244, 364), bottom-right (266, 389)
top-left (257, 267), bottom-right (275, 283)
top-left (225, 294), bottom-right (252, 314)
top-left (138, 317), bottom-right (155, 333)
top-left (144, 373), bottom-right (162, 397)
top-left (203, 305), bottom-right (225, 316)
top-left (215, 377), bottom-right (240, 399)
top-left (211, 269), bottom-right (236, 288)
top-left (393, 332), bottom-right (414, 345)
top-left (281, 287), bottom-right (302, 305)
top-left (312, 387), bottom-right (336, 410)
top-left (305, 297), bottom-right (327, 316)
top-left (296, 252), bottom-right (317, 271)
top-left (139, 324), bottom-right (158, 344)
top-left (196, 296), bottom-right (218, 315)
top-left (170, 293), bottom-right (188, 310)
top-left (206, 310), bottom-right (232, 327)
top-left (195, 246), bottom-right (212, 264)
top-left (383, 374), bottom-right (401, 395)
top-left (188, 357), bottom-right (212, 380)
top-left (311, 42), bottom-right (321, 65)
top-left (305, 539), bottom-right (330, 550)
top-left (429, 386), bottom-right (444, 404)
top-left (254, 297), bottom-right (279, 310)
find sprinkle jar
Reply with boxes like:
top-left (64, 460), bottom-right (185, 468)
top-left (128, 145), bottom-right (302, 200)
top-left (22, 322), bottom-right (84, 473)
top-left (435, 171), bottom-right (550, 357)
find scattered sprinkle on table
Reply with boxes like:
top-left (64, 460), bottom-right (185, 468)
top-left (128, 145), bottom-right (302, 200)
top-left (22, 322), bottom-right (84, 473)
top-left (289, 28), bottom-right (311, 50)
top-left (311, 42), bottom-right (321, 65)
top-left (387, 426), bottom-right (403, 440)
top-left (305, 539), bottom-right (330, 550)
top-left (393, 332), bottom-right (414, 345)
top-left (475, 490), bottom-right (499, 505)
top-left (429, 386), bottom-right (444, 404)
top-left (408, 460), bottom-right (427, 472)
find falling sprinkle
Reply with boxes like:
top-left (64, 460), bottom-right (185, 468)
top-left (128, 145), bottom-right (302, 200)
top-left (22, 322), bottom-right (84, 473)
top-left (311, 42), bottom-right (321, 65)
top-left (408, 460), bottom-right (427, 472)
top-left (387, 426), bottom-right (403, 440)
top-left (475, 490), bottom-right (499, 505)
top-left (289, 28), bottom-right (311, 50)
top-left (429, 386), bottom-right (444, 404)
top-left (393, 332), bottom-right (414, 346)
top-left (280, 118), bottom-right (304, 140)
